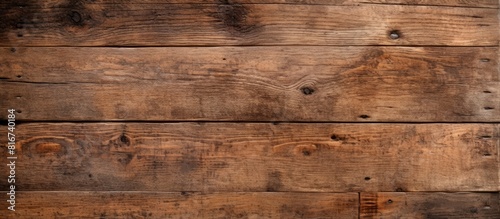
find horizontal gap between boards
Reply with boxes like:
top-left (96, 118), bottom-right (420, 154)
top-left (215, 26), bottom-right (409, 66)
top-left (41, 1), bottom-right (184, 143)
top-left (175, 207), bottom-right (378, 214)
top-left (1, 120), bottom-right (500, 125)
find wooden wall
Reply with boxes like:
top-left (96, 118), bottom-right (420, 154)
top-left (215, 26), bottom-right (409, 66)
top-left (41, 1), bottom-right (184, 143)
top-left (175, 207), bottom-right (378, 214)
top-left (0, 0), bottom-right (499, 218)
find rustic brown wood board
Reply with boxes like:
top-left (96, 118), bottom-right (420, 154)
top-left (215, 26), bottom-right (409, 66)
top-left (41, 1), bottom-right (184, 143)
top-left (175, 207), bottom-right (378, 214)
top-left (0, 0), bottom-right (499, 218)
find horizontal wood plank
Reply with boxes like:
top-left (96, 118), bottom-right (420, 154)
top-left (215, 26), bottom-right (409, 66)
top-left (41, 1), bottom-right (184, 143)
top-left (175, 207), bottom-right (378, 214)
top-left (1, 47), bottom-right (498, 122)
top-left (0, 3), bottom-right (496, 46)
top-left (360, 192), bottom-right (500, 218)
top-left (1, 0), bottom-right (496, 7)
top-left (3, 0), bottom-right (495, 7)
top-left (0, 123), bottom-right (497, 192)
top-left (0, 192), bottom-right (358, 218)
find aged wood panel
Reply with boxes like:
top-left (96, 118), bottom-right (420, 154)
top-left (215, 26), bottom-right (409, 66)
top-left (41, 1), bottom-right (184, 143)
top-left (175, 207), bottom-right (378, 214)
top-left (0, 3), bottom-right (497, 46)
top-left (0, 192), bottom-right (358, 218)
top-left (0, 123), bottom-right (497, 192)
top-left (1, 0), bottom-right (495, 7)
top-left (360, 192), bottom-right (500, 218)
top-left (0, 47), bottom-right (498, 122)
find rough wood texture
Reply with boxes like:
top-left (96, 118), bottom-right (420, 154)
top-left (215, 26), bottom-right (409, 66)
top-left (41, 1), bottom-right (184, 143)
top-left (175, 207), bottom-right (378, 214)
top-left (0, 192), bottom-right (358, 218)
top-left (1, 47), bottom-right (498, 122)
top-left (0, 2), bottom-right (497, 46)
top-left (0, 123), bottom-right (497, 192)
top-left (360, 192), bottom-right (500, 218)
top-left (2, 0), bottom-right (494, 7)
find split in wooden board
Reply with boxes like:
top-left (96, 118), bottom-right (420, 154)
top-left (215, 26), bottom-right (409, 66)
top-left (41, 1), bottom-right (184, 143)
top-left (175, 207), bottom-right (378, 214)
top-left (0, 2), bottom-right (497, 46)
top-left (0, 192), bottom-right (498, 218)
top-left (1, 47), bottom-right (498, 122)
top-left (0, 123), bottom-right (497, 192)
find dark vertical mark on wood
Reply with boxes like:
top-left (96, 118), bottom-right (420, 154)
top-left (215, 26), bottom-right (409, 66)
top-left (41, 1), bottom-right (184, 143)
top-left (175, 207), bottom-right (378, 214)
top-left (266, 171), bottom-right (283, 192)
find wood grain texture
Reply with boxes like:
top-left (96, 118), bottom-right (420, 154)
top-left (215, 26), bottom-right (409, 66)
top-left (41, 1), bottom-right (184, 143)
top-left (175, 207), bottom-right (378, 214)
top-left (0, 123), bottom-right (497, 192)
top-left (360, 192), bottom-right (500, 218)
top-left (0, 2), bottom-right (497, 46)
top-left (2, 0), bottom-right (494, 7)
top-left (0, 192), bottom-right (359, 219)
top-left (1, 47), bottom-right (498, 122)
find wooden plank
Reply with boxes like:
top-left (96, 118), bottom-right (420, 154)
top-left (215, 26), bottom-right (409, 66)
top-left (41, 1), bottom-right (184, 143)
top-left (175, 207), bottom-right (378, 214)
top-left (0, 192), bottom-right (358, 218)
top-left (356, 0), bottom-right (498, 8)
top-left (1, 47), bottom-right (498, 122)
top-left (0, 123), bottom-right (497, 192)
top-left (1, 0), bottom-right (494, 7)
top-left (0, 3), bottom-right (496, 46)
top-left (1, 0), bottom-right (495, 8)
top-left (360, 192), bottom-right (500, 218)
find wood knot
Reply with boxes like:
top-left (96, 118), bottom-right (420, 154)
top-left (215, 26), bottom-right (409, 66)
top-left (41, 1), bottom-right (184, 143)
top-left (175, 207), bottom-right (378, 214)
top-left (217, 3), bottom-right (247, 28)
top-left (294, 144), bottom-right (318, 156)
top-left (214, 1), bottom-right (258, 35)
top-left (119, 134), bottom-right (130, 146)
top-left (69, 11), bottom-right (82, 24)
top-left (301, 87), bottom-right (315, 95)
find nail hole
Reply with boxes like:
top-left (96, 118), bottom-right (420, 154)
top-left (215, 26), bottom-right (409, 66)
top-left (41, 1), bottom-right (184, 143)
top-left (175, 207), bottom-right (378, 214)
top-left (301, 87), bottom-right (315, 95)
top-left (10, 48), bottom-right (16, 53)
top-left (481, 135), bottom-right (492, 139)
top-left (16, 110), bottom-right (22, 113)
top-left (359, 115), bottom-right (370, 119)
top-left (483, 90), bottom-right (492, 93)
top-left (483, 153), bottom-right (492, 157)
top-left (480, 58), bottom-right (490, 62)
top-left (330, 134), bottom-right (340, 141)
top-left (484, 107), bottom-right (494, 110)
top-left (389, 30), bottom-right (401, 39)
top-left (387, 199), bottom-right (393, 204)
top-left (88, 174), bottom-right (92, 178)
top-left (222, 58), bottom-right (226, 60)
top-left (364, 177), bottom-right (371, 181)
top-left (16, 75), bottom-right (22, 78)
top-left (302, 150), bottom-right (311, 156)
top-left (17, 33), bottom-right (23, 37)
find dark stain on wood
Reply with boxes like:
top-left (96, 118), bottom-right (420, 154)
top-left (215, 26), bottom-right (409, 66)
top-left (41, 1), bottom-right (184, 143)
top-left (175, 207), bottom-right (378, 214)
top-left (266, 171), bottom-right (284, 192)
top-left (0, 1), bottom-right (34, 41)
top-left (212, 1), bottom-right (260, 37)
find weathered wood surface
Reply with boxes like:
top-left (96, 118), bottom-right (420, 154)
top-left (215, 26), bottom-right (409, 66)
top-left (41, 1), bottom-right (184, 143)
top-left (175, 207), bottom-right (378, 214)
top-left (0, 123), bottom-right (497, 192)
top-left (1, 47), bottom-right (498, 122)
top-left (2, 0), bottom-right (496, 7)
top-left (0, 192), bottom-right (359, 219)
top-left (0, 2), bottom-right (497, 46)
top-left (360, 192), bottom-right (500, 218)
